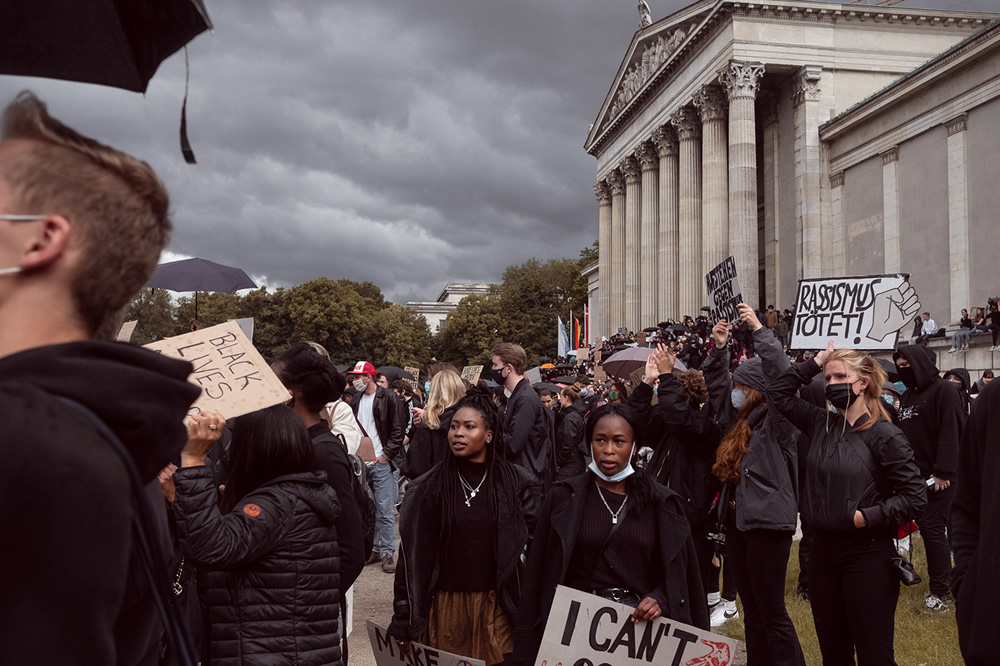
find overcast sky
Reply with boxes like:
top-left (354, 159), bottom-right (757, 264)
top-left (0, 0), bottom-right (993, 303)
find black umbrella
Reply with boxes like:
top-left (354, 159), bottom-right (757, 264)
top-left (376, 366), bottom-right (416, 383)
top-left (878, 358), bottom-right (901, 383)
top-left (532, 382), bottom-right (564, 392)
top-left (146, 257), bottom-right (257, 319)
top-left (552, 375), bottom-right (578, 385)
top-left (642, 326), bottom-right (659, 333)
top-left (538, 355), bottom-right (553, 363)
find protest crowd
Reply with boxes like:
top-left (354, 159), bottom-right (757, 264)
top-left (3, 92), bottom-right (1000, 666)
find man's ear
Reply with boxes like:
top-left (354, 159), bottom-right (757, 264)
top-left (21, 215), bottom-right (71, 270)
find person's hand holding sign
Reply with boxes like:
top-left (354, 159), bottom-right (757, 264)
top-left (712, 319), bottom-right (730, 348)
top-left (631, 595), bottom-right (662, 623)
top-left (181, 410), bottom-right (226, 468)
top-left (869, 281), bottom-right (920, 342)
top-left (737, 303), bottom-right (762, 332)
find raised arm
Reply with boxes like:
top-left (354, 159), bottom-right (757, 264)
top-left (702, 320), bottom-right (735, 431)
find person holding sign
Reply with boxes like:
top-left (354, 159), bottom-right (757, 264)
top-left (512, 403), bottom-right (709, 666)
top-left (758, 307), bottom-right (927, 666)
top-left (388, 388), bottom-right (539, 666)
top-left (705, 308), bottom-right (805, 666)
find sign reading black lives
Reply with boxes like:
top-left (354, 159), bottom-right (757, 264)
top-left (705, 256), bottom-right (743, 324)
top-left (791, 274), bottom-right (920, 351)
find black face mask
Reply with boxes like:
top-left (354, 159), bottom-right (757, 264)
top-left (490, 366), bottom-right (506, 385)
top-left (897, 366), bottom-right (917, 390)
top-left (825, 382), bottom-right (858, 410)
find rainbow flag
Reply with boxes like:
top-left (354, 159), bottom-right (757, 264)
top-left (572, 316), bottom-right (582, 350)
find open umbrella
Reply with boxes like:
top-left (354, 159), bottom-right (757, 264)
top-left (601, 347), bottom-right (654, 379)
top-left (146, 257), bottom-right (257, 319)
top-left (642, 326), bottom-right (660, 333)
top-left (877, 358), bottom-right (901, 383)
top-left (540, 363), bottom-right (556, 369)
top-left (532, 382), bottom-right (564, 393)
top-left (376, 366), bottom-right (416, 383)
top-left (552, 375), bottom-right (578, 385)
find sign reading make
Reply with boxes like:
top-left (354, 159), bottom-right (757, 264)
top-left (791, 274), bottom-right (920, 350)
top-left (705, 256), bottom-right (743, 324)
top-left (366, 621), bottom-right (484, 666)
top-left (535, 586), bottom-right (736, 666)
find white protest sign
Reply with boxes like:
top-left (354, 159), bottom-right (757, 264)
top-left (116, 320), bottom-right (138, 342)
top-left (144, 321), bottom-right (289, 418)
top-left (461, 365), bottom-right (484, 384)
top-left (228, 317), bottom-right (255, 342)
top-left (366, 621), bottom-right (484, 666)
top-left (791, 274), bottom-right (920, 350)
top-left (705, 256), bottom-right (743, 324)
top-left (535, 586), bottom-right (737, 666)
top-left (525, 366), bottom-right (542, 386)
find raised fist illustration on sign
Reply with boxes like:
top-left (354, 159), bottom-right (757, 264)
top-left (868, 281), bottom-right (920, 343)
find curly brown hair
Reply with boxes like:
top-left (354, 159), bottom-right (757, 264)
top-left (675, 370), bottom-right (709, 405)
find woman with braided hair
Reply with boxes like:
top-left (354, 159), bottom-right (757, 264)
top-left (388, 386), bottom-right (540, 665)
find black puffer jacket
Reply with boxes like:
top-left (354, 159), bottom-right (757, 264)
top-left (172, 468), bottom-right (343, 666)
top-left (768, 359), bottom-right (926, 534)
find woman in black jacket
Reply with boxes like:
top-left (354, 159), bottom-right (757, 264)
top-left (759, 317), bottom-right (927, 665)
top-left (554, 384), bottom-right (587, 480)
top-left (389, 387), bottom-right (539, 666)
top-left (512, 403), bottom-right (709, 666)
top-left (406, 369), bottom-right (466, 479)
top-left (171, 406), bottom-right (344, 666)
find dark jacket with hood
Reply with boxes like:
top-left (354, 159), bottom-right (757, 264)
top-left (406, 404), bottom-right (458, 479)
top-left (0, 341), bottom-right (199, 666)
top-left (554, 400), bottom-right (586, 481)
top-left (172, 468), bottom-right (343, 666)
top-left (951, 380), bottom-right (1000, 665)
top-left (503, 378), bottom-right (552, 478)
top-left (943, 367), bottom-right (972, 415)
top-left (893, 345), bottom-right (964, 481)
top-left (388, 463), bottom-right (539, 642)
top-left (351, 384), bottom-right (406, 467)
top-left (703, 327), bottom-right (801, 531)
top-left (511, 473), bottom-right (709, 666)
top-left (768, 359), bottom-right (926, 534)
top-left (628, 375), bottom-right (722, 526)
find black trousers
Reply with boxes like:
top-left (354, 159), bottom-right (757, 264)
top-left (810, 531), bottom-right (899, 666)
top-left (798, 513), bottom-right (813, 591)
top-left (918, 484), bottom-right (955, 597)
top-left (727, 526), bottom-right (806, 666)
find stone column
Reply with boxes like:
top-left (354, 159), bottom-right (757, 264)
top-left (830, 171), bottom-right (846, 277)
top-left (608, 169), bottom-right (626, 332)
top-left (946, 114), bottom-right (970, 315)
top-left (671, 107), bottom-right (702, 318)
top-left (792, 65), bottom-right (823, 280)
top-left (622, 157), bottom-right (642, 332)
top-left (693, 85), bottom-right (729, 275)
top-left (881, 147), bottom-right (901, 274)
top-left (595, 180), bottom-right (612, 339)
top-left (635, 141), bottom-right (660, 329)
top-left (761, 94), bottom-right (781, 308)
top-left (652, 125), bottom-right (679, 321)
top-left (720, 59), bottom-right (765, 307)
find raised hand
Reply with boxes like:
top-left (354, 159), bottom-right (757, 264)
top-left (712, 320), bottom-right (730, 348)
top-left (869, 281), bottom-right (920, 342)
top-left (737, 303), bottom-right (762, 332)
top-left (813, 340), bottom-right (835, 368)
top-left (644, 351), bottom-right (659, 386)
top-left (181, 410), bottom-right (226, 467)
top-left (655, 343), bottom-right (677, 374)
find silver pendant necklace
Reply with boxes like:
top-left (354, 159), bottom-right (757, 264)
top-left (458, 469), bottom-right (487, 507)
top-left (595, 480), bottom-right (628, 524)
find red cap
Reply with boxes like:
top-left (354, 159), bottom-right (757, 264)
top-left (348, 361), bottom-right (377, 376)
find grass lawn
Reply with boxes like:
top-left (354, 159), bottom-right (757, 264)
top-left (716, 538), bottom-right (963, 665)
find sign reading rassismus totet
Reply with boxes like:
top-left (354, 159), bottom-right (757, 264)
top-left (791, 274), bottom-right (920, 350)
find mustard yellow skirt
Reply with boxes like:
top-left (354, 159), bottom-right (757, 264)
top-left (425, 589), bottom-right (513, 666)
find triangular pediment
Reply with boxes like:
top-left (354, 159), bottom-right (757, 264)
top-left (585, 0), bottom-right (717, 152)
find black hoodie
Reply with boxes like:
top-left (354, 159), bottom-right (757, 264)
top-left (0, 341), bottom-right (199, 666)
top-left (892, 346), bottom-right (964, 481)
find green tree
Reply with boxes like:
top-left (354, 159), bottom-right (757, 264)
top-left (174, 291), bottom-right (243, 335)
top-left (434, 293), bottom-right (504, 367)
top-left (371, 304), bottom-right (433, 369)
top-left (123, 288), bottom-right (176, 344)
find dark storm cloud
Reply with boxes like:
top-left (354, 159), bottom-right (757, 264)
top-left (0, 0), bottom-right (995, 303)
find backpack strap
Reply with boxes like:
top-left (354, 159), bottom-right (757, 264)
top-left (54, 397), bottom-right (199, 666)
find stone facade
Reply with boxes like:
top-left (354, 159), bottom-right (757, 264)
top-left (586, 0), bottom-right (997, 341)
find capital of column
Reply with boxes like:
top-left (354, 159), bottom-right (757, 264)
top-left (595, 180), bottom-right (611, 205)
top-left (607, 169), bottom-right (625, 196)
top-left (881, 147), bottom-right (899, 165)
top-left (634, 141), bottom-right (659, 172)
top-left (719, 60), bottom-right (765, 100)
top-left (670, 107), bottom-right (701, 142)
top-left (830, 171), bottom-right (845, 188)
top-left (651, 124), bottom-right (678, 157)
top-left (945, 113), bottom-right (968, 135)
top-left (693, 85), bottom-right (727, 123)
top-left (621, 155), bottom-right (641, 185)
top-left (792, 65), bottom-right (822, 107)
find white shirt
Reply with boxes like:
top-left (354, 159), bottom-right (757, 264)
top-left (357, 391), bottom-right (384, 458)
top-left (923, 318), bottom-right (938, 335)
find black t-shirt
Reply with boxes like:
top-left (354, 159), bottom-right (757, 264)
top-left (437, 460), bottom-right (497, 591)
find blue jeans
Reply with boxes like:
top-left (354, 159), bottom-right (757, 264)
top-left (952, 329), bottom-right (971, 348)
top-left (369, 461), bottom-right (397, 556)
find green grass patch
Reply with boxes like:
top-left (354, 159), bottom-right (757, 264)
top-left (716, 539), bottom-right (962, 665)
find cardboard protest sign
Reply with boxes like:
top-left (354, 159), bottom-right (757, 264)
top-left (366, 621), bottom-right (484, 666)
top-left (629, 366), bottom-right (646, 389)
top-left (144, 321), bottom-right (289, 418)
top-left (228, 317), bottom-right (254, 342)
top-left (462, 365), bottom-right (484, 384)
top-left (593, 365), bottom-right (607, 383)
top-left (116, 320), bottom-right (138, 342)
top-left (404, 366), bottom-right (421, 390)
top-left (791, 274), bottom-right (920, 350)
top-left (536, 586), bottom-right (737, 666)
top-left (525, 366), bottom-right (542, 386)
top-left (705, 256), bottom-right (743, 324)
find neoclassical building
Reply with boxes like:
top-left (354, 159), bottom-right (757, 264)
top-left (587, 0), bottom-right (998, 340)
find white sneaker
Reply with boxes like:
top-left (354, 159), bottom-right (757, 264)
top-left (707, 591), bottom-right (721, 607)
top-left (925, 592), bottom-right (948, 613)
top-left (991, 346), bottom-right (998, 352)
top-left (948, 347), bottom-right (957, 353)
top-left (710, 600), bottom-right (739, 627)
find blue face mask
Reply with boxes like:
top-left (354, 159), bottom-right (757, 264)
top-left (424, 381), bottom-right (431, 393)
top-left (731, 389), bottom-right (747, 410)
top-left (588, 443), bottom-right (636, 482)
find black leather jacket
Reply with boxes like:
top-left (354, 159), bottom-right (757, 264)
top-left (351, 385), bottom-right (407, 467)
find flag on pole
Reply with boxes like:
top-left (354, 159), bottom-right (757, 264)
top-left (557, 316), bottom-right (569, 358)
top-left (573, 316), bottom-right (582, 350)
top-left (584, 306), bottom-right (590, 346)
